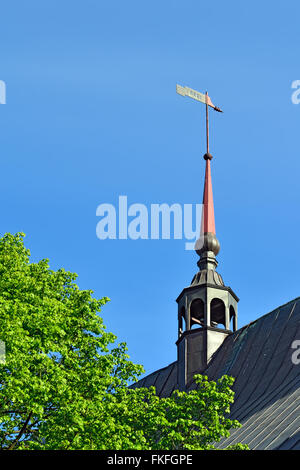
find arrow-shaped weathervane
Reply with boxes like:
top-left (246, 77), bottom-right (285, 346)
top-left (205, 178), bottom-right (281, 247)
top-left (176, 84), bottom-right (223, 155)
top-left (176, 84), bottom-right (222, 112)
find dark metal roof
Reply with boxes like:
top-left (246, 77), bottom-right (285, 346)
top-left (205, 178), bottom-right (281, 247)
top-left (131, 296), bottom-right (300, 449)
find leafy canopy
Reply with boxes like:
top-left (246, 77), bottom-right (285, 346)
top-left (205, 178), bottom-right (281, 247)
top-left (0, 233), bottom-right (248, 450)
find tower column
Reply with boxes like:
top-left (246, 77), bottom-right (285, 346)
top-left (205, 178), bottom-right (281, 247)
top-left (233, 312), bottom-right (238, 332)
top-left (225, 306), bottom-right (230, 330)
top-left (186, 304), bottom-right (191, 330)
top-left (204, 296), bottom-right (210, 328)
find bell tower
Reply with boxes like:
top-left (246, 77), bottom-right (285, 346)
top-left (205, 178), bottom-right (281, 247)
top-left (176, 86), bottom-right (239, 390)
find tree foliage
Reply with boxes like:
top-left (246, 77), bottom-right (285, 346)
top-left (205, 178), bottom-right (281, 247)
top-left (0, 233), bottom-right (248, 450)
top-left (101, 375), bottom-right (249, 450)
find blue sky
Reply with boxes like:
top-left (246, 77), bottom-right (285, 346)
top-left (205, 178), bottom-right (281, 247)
top-left (1, 0), bottom-right (300, 377)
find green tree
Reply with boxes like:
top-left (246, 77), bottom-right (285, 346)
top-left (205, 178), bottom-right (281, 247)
top-left (99, 375), bottom-right (249, 450)
top-left (0, 233), bottom-right (247, 450)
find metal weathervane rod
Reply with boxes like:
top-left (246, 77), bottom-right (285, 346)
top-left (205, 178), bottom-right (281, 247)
top-left (176, 84), bottom-right (223, 156)
top-left (205, 91), bottom-right (209, 155)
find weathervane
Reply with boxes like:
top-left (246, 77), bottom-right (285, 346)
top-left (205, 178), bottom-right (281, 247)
top-left (176, 84), bottom-right (222, 156)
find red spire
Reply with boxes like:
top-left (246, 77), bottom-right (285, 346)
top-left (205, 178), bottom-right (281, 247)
top-left (201, 153), bottom-right (216, 235)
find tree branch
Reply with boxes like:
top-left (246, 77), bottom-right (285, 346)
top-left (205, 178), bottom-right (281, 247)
top-left (7, 411), bottom-right (33, 450)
